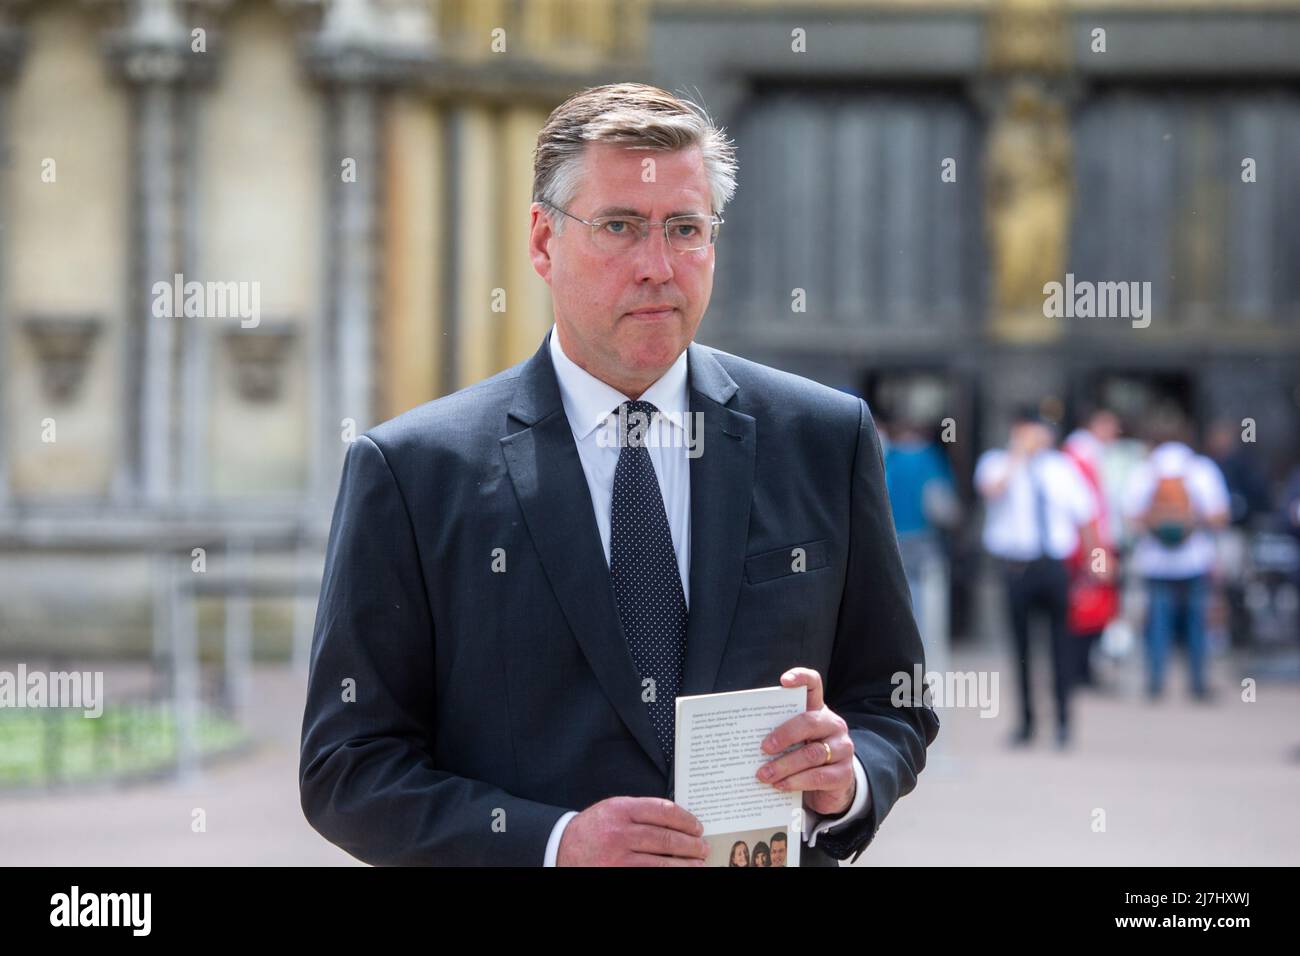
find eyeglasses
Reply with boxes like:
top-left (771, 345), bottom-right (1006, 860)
top-left (541, 201), bottom-right (724, 253)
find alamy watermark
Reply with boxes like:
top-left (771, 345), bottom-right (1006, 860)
top-left (0, 664), bottom-right (103, 718)
top-left (152, 272), bottom-right (261, 328)
top-left (50, 886), bottom-right (150, 936)
top-left (1043, 273), bottom-right (1152, 329)
top-left (595, 406), bottom-right (704, 459)
top-left (891, 664), bottom-right (999, 718)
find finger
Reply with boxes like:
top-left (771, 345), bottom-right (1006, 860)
top-left (625, 797), bottom-right (704, 836)
top-left (758, 736), bottom-right (846, 787)
top-left (761, 709), bottom-right (839, 756)
top-left (623, 823), bottom-right (710, 860)
top-left (781, 667), bottom-right (824, 711)
top-left (760, 711), bottom-right (816, 755)
top-left (776, 759), bottom-right (854, 795)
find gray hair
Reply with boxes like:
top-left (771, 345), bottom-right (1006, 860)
top-left (532, 83), bottom-right (738, 234)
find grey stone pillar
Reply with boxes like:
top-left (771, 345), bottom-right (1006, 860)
top-left (0, 15), bottom-right (25, 511)
top-left (331, 83), bottom-right (378, 448)
top-left (103, 1), bottom-right (196, 506)
top-left (302, 0), bottom-right (435, 496)
top-left (167, 554), bottom-right (201, 782)
top-left (223, 538), bottom-right (253, 725)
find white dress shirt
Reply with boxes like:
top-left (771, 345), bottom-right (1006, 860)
top-left (975, 448), bottom-right (1096, 560)
top-left (542, 325), bottom-right (871, 865)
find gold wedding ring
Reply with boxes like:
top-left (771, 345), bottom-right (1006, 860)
top-left (822, 741), bottom-right (833, 765)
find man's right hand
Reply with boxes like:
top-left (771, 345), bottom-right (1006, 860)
top-left (556, 797), bottom-right (710, 866)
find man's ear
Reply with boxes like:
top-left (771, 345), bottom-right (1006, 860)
top-left (528, 204), bottom-right (554, 286)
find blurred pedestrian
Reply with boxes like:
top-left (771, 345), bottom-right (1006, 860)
top-left (1282, 461), bottom-right (1300, 544)
top-left (1206, 420), bottom-right (1274, 529)
top-left (1062, 408), bottom-right (1122, 691)
top-left (1205, 419), bottom-right (1272, 649)
top-left (976, 408), bottom-right (1098, 749)
top-left (1123, 415), bottom-right (1230, 701)
top-left (884, 418), bottom-right (960, 627)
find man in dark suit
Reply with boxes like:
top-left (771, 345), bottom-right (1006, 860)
top-left (299, 83), bottom-right (939, 866)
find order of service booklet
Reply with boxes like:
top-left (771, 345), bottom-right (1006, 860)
top-left (673, 684), bottom-right (807, 867)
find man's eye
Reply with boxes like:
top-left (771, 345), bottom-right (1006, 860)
top-left (674, 223), bottom-right (701, 237)
top-left (602, 219), bottom-right (635, 234)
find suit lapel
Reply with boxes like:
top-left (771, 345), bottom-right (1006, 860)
top-left (680, 343), bottom-right (756, 697)
top-left (500, 331), bottom-right (668, 778)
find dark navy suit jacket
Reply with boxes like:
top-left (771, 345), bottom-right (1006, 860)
top-left (299, 330), bottom-right (940, 866)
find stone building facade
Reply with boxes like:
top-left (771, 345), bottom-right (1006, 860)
top-left (0, 0), bottom-right (1297, 655)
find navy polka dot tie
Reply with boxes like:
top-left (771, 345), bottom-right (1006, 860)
top-left (609, 399), bottom-right (688, 768)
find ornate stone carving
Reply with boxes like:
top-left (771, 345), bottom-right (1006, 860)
top-left (986, 0), bottom-right (1071, 77)
top-left (100, 0), bottom-right (220, 85)
top-left (222, 322), bottom-right (297, 403)
top-left (22, 315), bottom-right (103, 404)
top-left (980, 0), bottom-right (1077, 342)
top-left (0, 19), bottom-right (25, 85)
top-left (985, 78), bottom-right (1073, 334)
top-left (302, 0), bottom-right (436, 85)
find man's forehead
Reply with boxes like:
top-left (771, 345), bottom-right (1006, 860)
top-left (576, 142), bottom-right (710, 212)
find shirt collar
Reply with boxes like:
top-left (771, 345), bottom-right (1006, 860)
top-left (548, 323), bottom-right (690, 441)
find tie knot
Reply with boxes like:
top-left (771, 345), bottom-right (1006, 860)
top-left (615, 400), bottom-right (659, 446)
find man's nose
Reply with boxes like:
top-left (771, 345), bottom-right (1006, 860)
top-left (632, 225), bottom-right (675, 283)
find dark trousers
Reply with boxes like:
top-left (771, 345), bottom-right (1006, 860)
top-left (1068, 628), bottom-right (1103, 688)
top-left (1003, 557), bottom-right (1071, 731)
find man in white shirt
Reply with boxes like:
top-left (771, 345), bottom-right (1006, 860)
top-left (975, 409), bottom-right (1097, 748)
top-left (1123, 418), bottom-right (1229, 700)
top-left (300, 83), bottom-right (938, 866)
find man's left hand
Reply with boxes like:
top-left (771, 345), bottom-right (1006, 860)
top-left (755, 667), bottom-right (856, 817)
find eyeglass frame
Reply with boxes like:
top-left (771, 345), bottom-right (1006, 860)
top-left (539, 200), bottom-right (724, 252)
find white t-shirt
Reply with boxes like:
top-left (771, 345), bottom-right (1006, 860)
top-left (975, 448), bottom-right (1096, 560)
top-left (1123, 442), bottom-right (1229, 579)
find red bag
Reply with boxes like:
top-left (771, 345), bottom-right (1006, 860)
top-left (1063, 442), bottom-right (1120, 634)
top-left (1068, 576), bottom-right (1119, 635)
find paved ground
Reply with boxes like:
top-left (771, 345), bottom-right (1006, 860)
top-left (863, 647), bottom-right (1300, 866)
top-left (0, 663), bottom-right (356, 866)
top-left (2, 646), bottom-right (1297, 866)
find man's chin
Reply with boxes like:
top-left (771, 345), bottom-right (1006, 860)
top-left (622, 343), bottom-right (686, 376)
top-left (616, 325), bottom-right (687, 367)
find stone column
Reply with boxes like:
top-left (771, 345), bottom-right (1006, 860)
top-left (333, 84), bottom-right (378, 444)
top-left (103, 0), bottom-right (202, 506)
top-left (979, 0), bottom-right (1079, 346)
top-left (0, 12), bottom-right (25, 510)
top-left (302, 0), bottom-right (435, 489)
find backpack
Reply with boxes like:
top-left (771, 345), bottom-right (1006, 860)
top-left (1145, 474), bottom-right (1194, 547)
